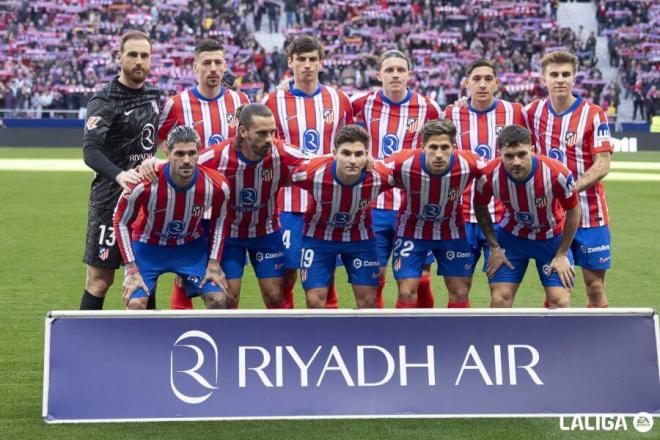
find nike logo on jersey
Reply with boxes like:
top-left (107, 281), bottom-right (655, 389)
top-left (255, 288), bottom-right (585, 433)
top-left (124, 109), bottom-right (136, 116)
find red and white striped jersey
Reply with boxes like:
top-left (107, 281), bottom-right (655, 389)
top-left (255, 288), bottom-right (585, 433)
top-left (386, 149), bottom-right (486, 240)
top-left (198, 137), bottom-right (307, 238)
top-left (291, 157), bottom-right (395, 242)
top-left (158, 86), bottom-right (249, 148)
top-left (262, 83), bottom-right (354, 213)
top-left (351, 89), bottom-right (442, 210)
top-left (445, 99), bottom-right (528, 223)
top-left (474, 155), bottom-right (579, 240)
top-left (113, 163), bottom-right (230, 263)
top-left (525, 95), bottom-right (612, 228)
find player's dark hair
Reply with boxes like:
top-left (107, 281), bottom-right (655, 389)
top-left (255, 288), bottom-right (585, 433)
top-left (166, 126), bottom-right (201, 151)
top-left (194, 38), bottom-right (224, 56)
top-left (541, 50), bottom-right (578, 74)
top-left (237, 103), bottom-right (274, 129)
top-left (286, 35), bottom-right (324, 60)
top-left (466, 59), bottom-right (497, 77)
top-left (421, 119), bottom-right (456, 145)
top-left (377, 49), bottom-right (411, 71)
top-left (119, 30), bottom-right (151, 54)
top-left (497, 125), bottom-right (532, 149)
top-left (333, 125), bottom-right (369, 151)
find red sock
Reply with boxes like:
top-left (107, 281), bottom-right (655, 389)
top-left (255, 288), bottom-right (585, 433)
top-left (395, 299), bottom-right (417, 308)
top-left (587, 303), bottom-right (609, 308)
top-left (416, 274), bottom-right (434, 308)
top-left (448, 300), bottom-right (470, 308)
top-left (543, 299), bottom-right (550, 308)
top-left (375, 275), bottom-right (385, 308)
top-left (325, 282), bottom-right (338, 309)
top-left (283, 280), bottom-right (295, 309)
top-left (267, 301), bottom-right (292, 309)
top-left (170, 282), bottom-right (193, 310)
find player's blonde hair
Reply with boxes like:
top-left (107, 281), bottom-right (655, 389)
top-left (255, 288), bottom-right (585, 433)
top-left (540, 51), bottom-right (578, 74)
top-left (377, 50), bottom-right (411, 71)
top-left (119, 30), bottom-right (151, 54)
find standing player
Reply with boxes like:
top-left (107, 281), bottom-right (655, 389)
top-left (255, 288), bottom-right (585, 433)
top-left (157, 38), bottom-right (249, 309)
top-left (291, 125), bottom-right (395, 308)
top-left (526, 51), bottom-right (612, 307)
top-left (114, 126), bottom-right (230, 309)
top-left (80, 30), bottom-right (160, 310)
top-left (386, 120), bottom-right (486, 308)
top-left (474, 125), bottom-right (581, 307)
top-left (199, 103), bottom-right (308, 309)
top-left (351, 50), bottom-right (442, 308)
top-left (262, 35), bottom-right (353, 308)
top-left (444, 59), bottom-right (528, 299)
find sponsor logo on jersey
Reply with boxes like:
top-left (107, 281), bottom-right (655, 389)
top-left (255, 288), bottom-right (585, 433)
top-left (596, 123), bottom-right (611, 144)
top-left (549, 148), bottom-right (564, 162)
top-left (166, 220), bottom-right (186, 237)
top-left (516, 211), bottom-right (534, 226)
top-left (331, 212), bottom-right (352, 226)
top-left (239, 188), bottom-right (258, 206)
top-left (382, 134), bottom-right (399, 157)
top-left (141, 123), bottom-right (156, 151)
top-left (423, 204), bottom-right (442, 220)
top-left (303, 129), bottom-right (320, 154)
top-left (475, 144), bottom-right (491, 160)
top-left (86, 116), bottom-right (102, 131)
top-left (209, 134), bottom-right (224, 145)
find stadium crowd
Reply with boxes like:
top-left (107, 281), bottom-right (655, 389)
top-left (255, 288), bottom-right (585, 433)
top-left (1, 0), bottom-right (652, 119)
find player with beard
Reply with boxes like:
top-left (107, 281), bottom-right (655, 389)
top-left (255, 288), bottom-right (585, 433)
top-left (79, 30), bottom-right (160, 310)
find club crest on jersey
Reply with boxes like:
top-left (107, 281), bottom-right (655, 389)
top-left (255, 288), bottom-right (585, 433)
top-left (382, 134), bottom-right (399, 157)
top-left (262, 168), bottom-right (274, 182)
top-left (407, 117), bottom-right (420, 133)
top-left (191, 205), bottom-right (205, 217)
top-left (240, 188), bottom-right (258, 206)
top-left (86, 116), bottom-right (102, 131)
top-left (534, 196), bottom-right (547, 208)
top-left (303, 129), bottom-right (320, 153)
top-left (393, 257), bottom-right (401, 271)
top-left (358, 199), bottom-right (370, 210)
top-left (475, 144), bottom-right (491, 160)
top-left (227, 113), bottom-right (238, 128)
top-left (448, 187), bottom-right (461, 201)
top-left (322, 108), bottom-right (334, 124)
top-left (565, 131), bottom-right (577, 147)
top-left (495, 125), bottom-right (504, 135)
top-left (300, 269), bottom-right (308, 282)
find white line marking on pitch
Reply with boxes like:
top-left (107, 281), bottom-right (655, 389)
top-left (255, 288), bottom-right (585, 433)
top-left (610, 162), bottom-right (660, 170)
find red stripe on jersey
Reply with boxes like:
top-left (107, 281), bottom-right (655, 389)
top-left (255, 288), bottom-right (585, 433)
top-left (292, 157), bottom-right (394, 241)
top-left (526, 96), bottom-right (612, 228)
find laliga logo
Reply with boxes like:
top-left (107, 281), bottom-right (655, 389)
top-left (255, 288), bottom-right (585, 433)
top-left (382, 134), bottom-right (400, 157)
top-left (170, 330), bottom-right (219, 404)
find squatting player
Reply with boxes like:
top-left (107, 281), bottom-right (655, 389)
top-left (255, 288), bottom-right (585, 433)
top-left (385, 120), bottom-right (486, 308)
top-left (526, 51), bottom-right (612, 307)
top-left (445, 59), bottom-right (528, 298)
top-left (262, 35), bottom-right (353, 308)
top-left (351, 49), bottom-right (443, 308)
top-left (198, 103), bottom-right (308, 309)
top-left (80, 30), bottom-right (160, 310)
top-left (291, 125), bottom-right (395, 308)
top-left (474, 125), bottom-right (581, 307)
top-left (114, 127), bottom-right (230, 309)
top-left (156, 38), bottom-right (249, 309)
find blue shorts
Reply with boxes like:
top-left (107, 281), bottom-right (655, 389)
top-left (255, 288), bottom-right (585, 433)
top-left (280, 212), bottom-right (304, 270)
top-left (465, 222), bottom-right (496, 272)
top-left (373, 209), bottom-right (433, 267)
top-left (131, 238), bottom-right (221, 299)
top-left (392, 237), bottom-right (475, 280)
top-left (300, 237), bottom-right (380, 289)
top-left (221, 231), bottom-right (285, 279)
top-left (484, 229), bottom-right (574, 287)
top-left (572, 225), bottom-right (611, 270)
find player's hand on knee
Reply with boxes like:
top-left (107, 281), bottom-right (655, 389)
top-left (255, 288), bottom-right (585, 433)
top-left (486, 247), bottom-right (513, 278)
top-left (122, 271), bottom-right (149, 306)
top-left (137, 157), bottom-right (161, 182)
top-left (550, 255), bottom-right (575, 289)
top-left (201, 259), bottom-right (227, 291)
top-left (115, 169), bottom-right (142, 191)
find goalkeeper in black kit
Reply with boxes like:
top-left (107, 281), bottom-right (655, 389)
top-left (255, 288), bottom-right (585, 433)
top-left (80, 30), bottom-right (161, 310)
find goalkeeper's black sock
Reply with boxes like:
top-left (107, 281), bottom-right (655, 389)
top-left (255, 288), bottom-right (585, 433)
top-left (80, 290), bottom-right (104, 310)
top-left (146, 294), bottom-right (156, 310)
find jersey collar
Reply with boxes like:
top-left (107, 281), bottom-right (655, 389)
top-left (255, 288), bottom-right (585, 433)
top-left (289, 80), bottom-right (323, 98)
top-left (164, 162), bottom-right (199, 191)
top-left (547, 93), bottom-right (582, 117)
top-left (331, 160), bottom-right (366, 186)
top-left (506, 155), bottom-right (538, 184)
top-left (420, 151), bottom-right (455, 177)
top-left (191, 86), bottom-right (225, 102)
top-left (235, 147), bottom-right (264, 165)
top-left (379, 89), bottom-right (413, 106)
top-left (468, 98), bottom-right (499, 114)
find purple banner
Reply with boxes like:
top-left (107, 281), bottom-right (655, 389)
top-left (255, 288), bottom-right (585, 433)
top-left (43, 310), bottom-right (660, 422)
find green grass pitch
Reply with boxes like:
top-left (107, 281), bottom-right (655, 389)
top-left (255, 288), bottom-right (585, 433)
top-left (1, 147), bottom-right (658, 439)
